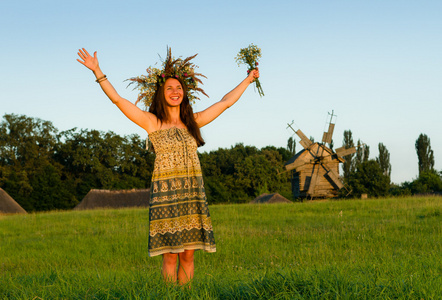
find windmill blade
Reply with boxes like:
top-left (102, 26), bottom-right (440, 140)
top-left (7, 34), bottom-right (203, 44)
top-left (325, 168), bottom-right (344, 189)
top-left (296, 129), bottom-right (313, 149)
top-left (285, 157), bottom-right (312, 171)
top-left (311, 143), bottom-right (322, 158)
top-left (307, 164), bottom-right (320, 196)
top-left (308, 144), bottom-right (334, 161)
top-left (310, 143), bottom-right (336, 163)
top-left (320, 161), bottom-right (344, 190)
top-left (322, 123), bottom-right (335, 144)
top-left (335, 146), bottom-right (357, 158)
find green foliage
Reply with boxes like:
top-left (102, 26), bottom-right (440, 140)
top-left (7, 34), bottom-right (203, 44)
top-left (286, 136), bottom-right (296, 156)
top-left (402, 170), bottom-right (442, 195)
top-left (342, 135), bottom-right (394, 199)
top-left (0, 197), bottom-right (440, 299)
top-left (199, 144), bottom-right (292, 204)
top-left (0, 114), bottom-right (155, 212)
top-left (352, 139), bottom-right (370, 172)
top-left (389, 183), bottom-right (412, 196)
top-left (345, 160), bottom-right (390, 198)
top-left (0, 114), bottom-right (292, 210)
top-left (415, 133), bottom-right (435, 175)
top-left (376, 142), bottom-right (392, 178)
top-left (0, 114), bottom-right (70, 211)
top-left (341, 129), bottom-right (355, 180)
top-left (54, 128), bottom-right (154, 190)
top-left (3, 114), bottom-right (441, 212)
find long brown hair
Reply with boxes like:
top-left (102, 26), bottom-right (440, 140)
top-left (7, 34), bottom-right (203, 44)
top-left (149, 77), bottom-right (205, 147)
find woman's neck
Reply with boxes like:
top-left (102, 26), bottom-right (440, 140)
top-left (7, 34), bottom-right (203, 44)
top-left (168, 107), bottom-right (180, 121)
top-left (164, 107), bottom-right (184, 128)
top-left (169, 118), bottom-right (181, 126)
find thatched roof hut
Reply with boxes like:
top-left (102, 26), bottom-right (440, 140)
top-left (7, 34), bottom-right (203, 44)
top-left (0, 188), bottom-right (27, 214)
top-left (250, 193), bottom-right (292, 204)
top-left (74, 189), bottom-right (150, 210)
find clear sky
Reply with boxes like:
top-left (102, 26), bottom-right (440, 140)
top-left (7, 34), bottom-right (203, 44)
top-left (1, 0), bottom-right (441, 184)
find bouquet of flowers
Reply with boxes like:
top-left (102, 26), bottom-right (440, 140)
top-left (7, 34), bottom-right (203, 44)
top-left (235, 43), bottom-right (264, 97)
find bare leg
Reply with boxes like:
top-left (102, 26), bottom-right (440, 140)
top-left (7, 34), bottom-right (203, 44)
top-left (162, 253), bottom-right (178, 283)
top-left (178, 250), bottom-right (194, 285)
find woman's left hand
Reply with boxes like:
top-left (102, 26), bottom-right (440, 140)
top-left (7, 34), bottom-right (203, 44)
top-left (247, 68), bottom-right (260, 83)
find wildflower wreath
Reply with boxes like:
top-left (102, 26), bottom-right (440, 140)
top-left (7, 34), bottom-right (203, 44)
top-left (235, 44), bottom-right (264, 97)
top-left (127, 47), bottom-right (208, 107)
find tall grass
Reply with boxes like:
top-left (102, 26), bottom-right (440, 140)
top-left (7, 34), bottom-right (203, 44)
top-left (1, 196), bottom-right (441, 299)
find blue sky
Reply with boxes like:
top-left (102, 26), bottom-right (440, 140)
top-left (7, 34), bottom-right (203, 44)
top-left (1, 0), bottom-right (441, 184)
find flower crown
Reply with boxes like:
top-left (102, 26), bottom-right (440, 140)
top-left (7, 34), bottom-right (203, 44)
top-left (127, 47), bottom-right (208, 108)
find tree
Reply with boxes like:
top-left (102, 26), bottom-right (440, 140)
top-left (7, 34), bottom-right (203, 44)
top-left (0, 114), bottom-right (69, 211)
top-left (404, 170), bottom-right (442, 194)
top-left (0, 114), bottom-right (57, 166)
top-left (287, 136), bottom-right (296, 156)
top-left (342, 130), bottom-right (355, 179)
top-left (415, 133), bottom-right (434, 175)
top-left (0, 114), bottom-right (157, 211)
top-left (376, 143), bottom-right (391, 178)
top-left (346, 160), bottom-right (390, 198)
top-left (353, 139), bottom-right (370, 171)
top-left (199, 144), bottom-right (292, 204)
top-left (54, 128), bottom-right (154, 199)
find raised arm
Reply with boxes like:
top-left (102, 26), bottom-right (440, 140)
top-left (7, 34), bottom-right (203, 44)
top-left (194, 69), bottom-right (259, 128)
top-left (77, 48), bottom-right (157, 133)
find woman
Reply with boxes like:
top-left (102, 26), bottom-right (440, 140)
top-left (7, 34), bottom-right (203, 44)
top-left (77, 48), bottom-right (259, 285)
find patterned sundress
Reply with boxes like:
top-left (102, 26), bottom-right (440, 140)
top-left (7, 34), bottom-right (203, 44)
top-left (147, 127), bottom-right (216, 257)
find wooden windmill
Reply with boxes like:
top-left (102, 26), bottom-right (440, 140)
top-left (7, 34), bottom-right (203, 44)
top-left (284, 111), bottom-right (357, 199)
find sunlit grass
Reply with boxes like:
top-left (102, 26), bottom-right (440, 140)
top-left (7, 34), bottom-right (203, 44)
top-left (1, 196), bottom-right (441, 299)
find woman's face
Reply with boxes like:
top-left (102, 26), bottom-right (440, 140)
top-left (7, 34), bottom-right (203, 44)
top-left (163, 78), bottom-right (184, 107)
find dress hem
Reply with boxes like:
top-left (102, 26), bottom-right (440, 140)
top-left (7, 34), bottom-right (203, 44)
top-left (149, 246), bottom-right (216, 257)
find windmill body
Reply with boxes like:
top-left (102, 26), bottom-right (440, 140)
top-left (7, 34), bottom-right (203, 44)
top-left (285, 113), bottom-right (356, 199)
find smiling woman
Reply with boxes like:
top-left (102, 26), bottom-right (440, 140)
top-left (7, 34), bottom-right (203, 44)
top-left (76, 47), bottom-right (259, 286)
top-left (164, 78), bottom-right (184, 108)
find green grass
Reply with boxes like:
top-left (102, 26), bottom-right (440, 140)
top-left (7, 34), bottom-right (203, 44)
top-left (1, 196), bottom-right (441, 299)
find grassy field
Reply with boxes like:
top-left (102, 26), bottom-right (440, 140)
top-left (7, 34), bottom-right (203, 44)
top-left (0, 196), bottom-right (441, 299)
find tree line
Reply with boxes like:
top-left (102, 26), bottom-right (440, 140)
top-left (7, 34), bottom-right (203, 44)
top-left (0, 114), bottom-right (291, 212)
top-left (339, 130), bottom-right (441, 197)
top-left (1, 114), bottom-right (440, 212)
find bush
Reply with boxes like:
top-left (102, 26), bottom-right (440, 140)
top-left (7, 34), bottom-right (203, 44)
top-left (345, 160), bottom-right (390, 198)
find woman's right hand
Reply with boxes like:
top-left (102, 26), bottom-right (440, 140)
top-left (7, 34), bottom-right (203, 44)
top-left (247, 68), bottom-right (260, 83)
top-left (77, 48), bottom-right (99, 72)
